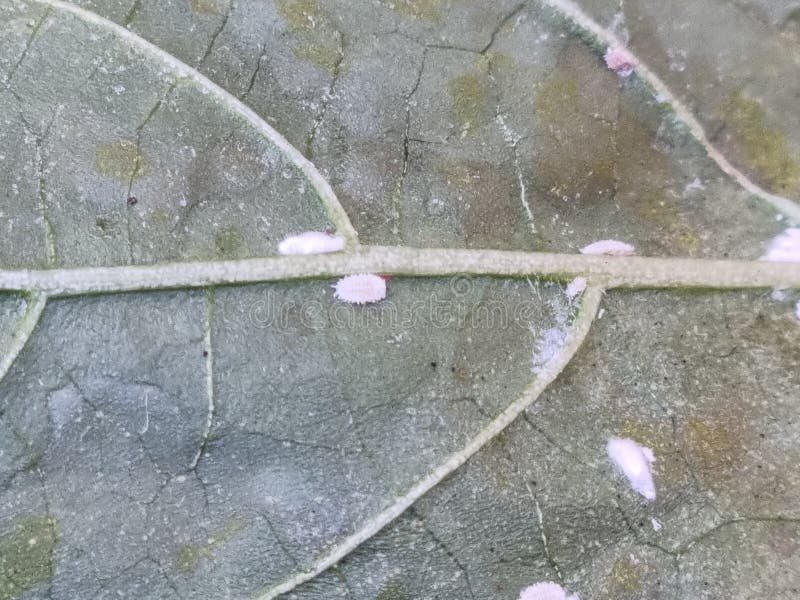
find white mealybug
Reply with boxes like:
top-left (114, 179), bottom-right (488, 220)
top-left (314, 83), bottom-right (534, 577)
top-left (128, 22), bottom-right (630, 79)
top-left (333, 274), bottom-right (387, 304)
top-left (519, 582), bottom-right (580, 600)
top-left (607, 437), bottom-right (657, 501)
top-left (565, 276), bottom-right (587, 300)
top-left (651, 517), bottom-right (663, 532)
top-left (761, 227), bottom-right (800, 262)
top-left (604, 46), bottom-right (636, 77)
top-left (278, 231), bottom-right (346, 255)
top-left (795, 300), bottom-right (800, 322)
top-left (580, 240), bottom-right (636, 256)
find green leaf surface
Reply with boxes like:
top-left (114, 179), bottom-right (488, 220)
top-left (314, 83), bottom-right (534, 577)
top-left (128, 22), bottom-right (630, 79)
top-left (1, 1), bottom-right (799, 599)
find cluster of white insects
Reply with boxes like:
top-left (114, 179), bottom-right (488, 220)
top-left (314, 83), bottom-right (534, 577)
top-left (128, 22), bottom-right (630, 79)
top-left (277, 175), bottom-right (797, 599)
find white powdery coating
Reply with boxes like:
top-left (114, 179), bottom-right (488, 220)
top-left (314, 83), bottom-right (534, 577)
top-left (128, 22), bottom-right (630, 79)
top-left (333, 274), bottom-right (387, 304)
top-left (580, 240), bottom-right (635, 256)
top-left (519, 582), bottom-right (579, 600)
top-left (604, 46), bottom-right (635, 77)
top-left (762, 227), bottom-right (800, 263)
top-left (565, 276), bottom-right (587, 300)
top-left (278, 231), bottom-right (346, 255)
top-left (607, 437), bottom-right (657, 501)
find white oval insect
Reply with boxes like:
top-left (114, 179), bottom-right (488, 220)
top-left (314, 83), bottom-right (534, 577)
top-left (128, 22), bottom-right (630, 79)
top-left (604, 46), bottom-right (636, 77)
top-left (278, 231), bottom-right (346, 255)
top-left (333, 274), bottom-right (387, 304)
top-left (761, 227), bottom-right (800, 262)
top-left (519, 582), bottom-right (580, 600)
top-left (580, 240), bottom-right (635, 256)
top-left (607, 437), bottom-right (657, 501)
top-left (565, 276), bottom-right (587, 300)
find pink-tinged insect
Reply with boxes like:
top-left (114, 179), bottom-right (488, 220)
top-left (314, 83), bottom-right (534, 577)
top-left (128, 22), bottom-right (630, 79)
top-left (607, 437), bottom-right (657, 501)
top-left (278, 231), bottom-right (346, 255)
top-left (333, 274), bottom-right (387, 304)
top-left (604, 46), bottom-right (636, 77)
top-left (761, 227), bottom-right (800, 262)
top-left (565, 276), bottom-right (587, 300)
top-left (519, 582), bottom-right (580, 600)
top-left (580, 240), bottom-right (635, 256)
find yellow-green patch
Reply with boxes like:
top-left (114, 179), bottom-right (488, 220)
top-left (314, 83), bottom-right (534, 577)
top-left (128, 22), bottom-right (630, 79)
top-left (0, 515), bottom-right (59, 600)
top-left (376, 579), bottom-right (409, 600)
top-left (384, 0), bottom-right (446, 21)
top-left (448, 64), bottom-right (491, 136)
top-left (175, 517), bottom-right (246, 573)
top-left (95, 140), bottom-right (147, 182)
top-left (214, 226), bottom-right (242, 257)
top-left (535, 74), bottom-right (579, 125)
top-left (606, 556), bottom-right (644, 595)
top-left (276, 0), bottom-right (343, 72)
top-left (188, 0), bottom-right (227, 15)
top-left (723, 93), bottom-right (800, 195)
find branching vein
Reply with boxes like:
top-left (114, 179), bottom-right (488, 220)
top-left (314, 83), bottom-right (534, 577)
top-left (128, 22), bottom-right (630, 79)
top-left (254, 286), bottom-right (602, 599)
top-left (0, 247), bottom-right (797, 297)
top-left (537, 0), bottom-right (800, 223)
top-left (0, 292), bottom-right (47, 385)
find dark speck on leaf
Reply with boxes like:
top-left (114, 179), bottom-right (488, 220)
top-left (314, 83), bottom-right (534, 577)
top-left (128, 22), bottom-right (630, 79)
top-left (127, 196), bottom-right (138, 206)
top-left (203, 350), bottom-right (208, 357)
top-left (430, 361), bottom-right (437, 369)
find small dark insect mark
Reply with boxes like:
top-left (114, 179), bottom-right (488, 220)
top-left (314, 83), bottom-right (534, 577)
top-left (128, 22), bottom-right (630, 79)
top-left (127, 196), bottom-right (138, 207)
top-left (450, 366), bottom-right (456, 373)
top-left (430, 361), bottom-right (437, 369)
top-left (202, 350), bottom-right (208, 357)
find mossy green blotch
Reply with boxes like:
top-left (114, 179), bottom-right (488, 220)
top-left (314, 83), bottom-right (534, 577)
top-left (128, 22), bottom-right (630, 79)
top-left (724, 94), bottom-right (800, 195)
top-left (95, 140), bottom-right (147, 183)
top-left (448, 66), bottom-right (491, 136)
top-left (376, 580), bottom-right (409, 600)
top-left (0, 515), bottom-right (58, 600)
top-left (276, 0), bottom-right (343, 73)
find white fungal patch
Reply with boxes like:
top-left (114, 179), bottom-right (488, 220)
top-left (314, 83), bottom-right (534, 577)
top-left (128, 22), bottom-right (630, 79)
top-left (607, 437), bottom-right (657, 501)
top-left (762, 227), bottom-right (800, 262)
top-left (277, 231), bottom-right (345, 255)
top-left (565, 277), bottom-right (587, 300)
top-left (604, 46), bottom-right (636, 77)
top-left (519, 582), bottom-right (580, 600)
top-left (333, 274), bottom-right (387, 304)
top-left (651, 517), bottom-right (663, 532)
top-left (580, 240), bottom-right (635, 256)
